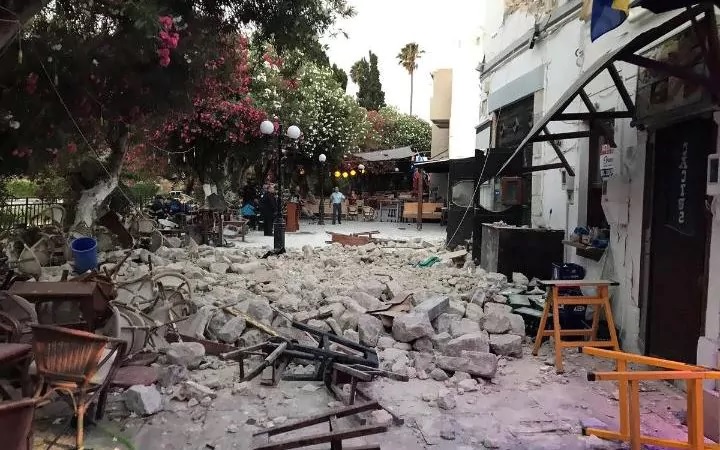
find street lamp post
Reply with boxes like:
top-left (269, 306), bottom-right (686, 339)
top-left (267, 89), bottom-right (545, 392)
top-left (318, 153), bottom-right (327, 225)
top-left (260, 119), bottom-right (301, 254)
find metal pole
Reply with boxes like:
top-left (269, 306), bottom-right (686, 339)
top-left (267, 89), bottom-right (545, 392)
top-left (318, 163), bottom-right (325, 225)
top-left (417, 169), bottom-right (423, 231)
top-left (273, 125), bottom-right (286, 253)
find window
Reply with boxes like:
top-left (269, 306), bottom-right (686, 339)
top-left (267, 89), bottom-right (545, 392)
top-left (587, 121), bottom-right (612, 228)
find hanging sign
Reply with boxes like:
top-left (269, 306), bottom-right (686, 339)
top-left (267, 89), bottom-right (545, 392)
top-left (600, 144), bottom-right (614, 180)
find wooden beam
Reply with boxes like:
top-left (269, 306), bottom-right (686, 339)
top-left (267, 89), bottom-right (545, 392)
top-left (579, 90), bottom-right (617, 147)
top-left (554, 111), bottom-right (633, 121)
top-left (540, 127), bottom-right (576, 177)
top-left (531, 131), bottom-right (591, 142)
top-left (521, 163), bottom-right (566, 173)
top-left (607, 64), bottom-right (636, 117)
top-left (620, 53), bottom-right (716, 94)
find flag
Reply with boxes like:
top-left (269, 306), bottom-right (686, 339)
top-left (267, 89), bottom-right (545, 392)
top-left (591, 0), bottom-right (630, 41)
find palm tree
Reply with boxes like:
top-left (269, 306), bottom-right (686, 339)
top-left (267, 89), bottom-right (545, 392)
top-left (397, 42), bottom-right (425, 115)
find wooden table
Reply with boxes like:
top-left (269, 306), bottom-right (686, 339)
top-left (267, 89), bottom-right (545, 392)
top-left (532, 280), bottom-right (620, 373)
top-left (8, 281), bottom-right (111, 331)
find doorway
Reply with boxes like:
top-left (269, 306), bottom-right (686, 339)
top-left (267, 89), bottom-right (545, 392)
top-left (645, 118), bottom-right (714, 364)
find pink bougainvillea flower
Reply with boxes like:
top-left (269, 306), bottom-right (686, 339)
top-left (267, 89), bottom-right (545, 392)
top-left (157, 48), bottom-right (170, 58)
top-left (159, 16), bottom-right (173, 31)
top-left (67, 142), bottom-right (77, 154)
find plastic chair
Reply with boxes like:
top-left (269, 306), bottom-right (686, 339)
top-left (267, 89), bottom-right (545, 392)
top-left (0, 397), bottom-right (37, 450)
top-left (31, 324), bottom-right (126, 450)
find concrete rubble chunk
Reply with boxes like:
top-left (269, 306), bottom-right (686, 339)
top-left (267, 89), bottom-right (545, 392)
top-left (166, 342), bottom-right (205, 369)
top-left (492, 294), bottom-right (508, 304)
top-left (239, 329), bottom-right (266, 348)
top-left (369, 409), bottom-right (393, 427)
top-left (444, 332), bottom-right (490, 356)
top-left (357, 279), bottom-right (386, 298)
top-left (412, 295), bottom-right (449, 321)
top-left (357, 314), bottom-right (384, 346)
top-left (209, 262), bottom-right (230, 274)
top-left (512, 272), bottom-right (530, 285)
top-left (483, 311), bottom-right (512, 334)
top-left (449, 318), bottom-right (482, 338)
top-left (217, 316), bottom-right (247, 343)
top-left (377, 335), bottom-right (397, 350)
top-left (430, 332), bottom-right (452, 353)
top-left (435, 351), bottom-right (499, 378)
top-left (385, 281), bottom-right (404, 300)
top-left (343, 329), bottom-right (360, 343)
top-left (247, 298), bottom-right (275, 324)
top-left (448, 300), bottom-right (466, 317)
top-left (465, 303), bottom-right (484, 322)
top-left (178, 380), bottom-right (217, 401)
top-left (412, 337), bottom-right (433, 353)
top-left (326, 318), bottom-right (343, 336)
top-left (458, 378), bottom-right (479, 392)
top-left (509, 313), bottom-right (526, 336)
top-left (437, 388), bottom-right (456, 410)
top-left (178, 306), bottom-right (214, 339)
top-left (319, 303), bottom-right (346, 319)
top-left (433, 313), bottom-right (462, 334)
top-left (307, 319), bottom-right (332, 333)
top-left (158, 365), bottom-right (189, 387)
top-left (232, 261), bottom-right (263, 274)
top-left (470, 288), bottom-right (488, 306)
top-left (124, 385), bottom-right (163, 416)
top-left (351, 291), bottom-right (386, 311)
top-left (276, 294), bottom-right (302, 312)
top-left (392, 312), bottom-right (434, 342)
top-left (440, 418), bottom-right (457, 440)
top-left (484, 302), bottom-right (513, 315)
top-left (430, 368), bottom-right (449, 381)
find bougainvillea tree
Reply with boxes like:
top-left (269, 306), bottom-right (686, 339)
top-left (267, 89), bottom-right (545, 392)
top-left (0, 0), bottom-right (353, 225)
top-left (360, 106), bottom-right (431, 154)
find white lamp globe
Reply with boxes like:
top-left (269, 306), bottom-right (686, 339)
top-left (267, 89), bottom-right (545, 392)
top-left (358, 164), bottom-right (365, 171)
top-left (319, 154), bottom-right (327, 163)
top-left (260, 120), bottom-right (274, 135)
top-left (287, 125), bottom-right (301, 140)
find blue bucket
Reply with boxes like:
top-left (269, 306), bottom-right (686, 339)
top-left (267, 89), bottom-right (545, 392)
top-left (71, 237), bottom-right (98, 273)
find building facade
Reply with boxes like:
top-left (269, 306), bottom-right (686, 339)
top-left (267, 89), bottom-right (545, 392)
top-left (479, 0), bottom-right (720, 412)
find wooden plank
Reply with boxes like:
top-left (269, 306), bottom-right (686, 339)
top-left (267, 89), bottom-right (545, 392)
top-left (254, 424), bottom-right (388, 450)
top-left (333, 363), bottom-right (373, 381)
top-left (254, 402), bottom-right (381, 437)
top-left (538, 279), bottom-right (619, 286)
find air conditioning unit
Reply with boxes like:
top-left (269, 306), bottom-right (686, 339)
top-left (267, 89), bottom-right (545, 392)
top-left (500, 177), bottom-right (523, 205)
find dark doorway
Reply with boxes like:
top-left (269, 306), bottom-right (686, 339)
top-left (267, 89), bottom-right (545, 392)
top-left (646, 118), bottom-right (714, 364)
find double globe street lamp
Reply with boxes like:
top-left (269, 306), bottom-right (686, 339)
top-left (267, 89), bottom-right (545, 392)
top-left (260, 119), bottom-right (301, 254)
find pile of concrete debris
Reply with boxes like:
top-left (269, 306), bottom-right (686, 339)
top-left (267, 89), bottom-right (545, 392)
top-left (85, 239), bottom-right (535, 418)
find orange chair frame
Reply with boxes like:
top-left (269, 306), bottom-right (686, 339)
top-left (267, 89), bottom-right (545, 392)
top-left (583, 347), bottom-right (720, 450)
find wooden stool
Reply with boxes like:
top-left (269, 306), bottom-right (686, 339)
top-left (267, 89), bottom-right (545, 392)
top-left (532, 280), bottom-right (620, 373)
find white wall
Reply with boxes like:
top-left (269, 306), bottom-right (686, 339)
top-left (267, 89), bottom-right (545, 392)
top-left (448, 32), bottom-right (484, 160)
top-left (480, 5), bottom-right (717, 354)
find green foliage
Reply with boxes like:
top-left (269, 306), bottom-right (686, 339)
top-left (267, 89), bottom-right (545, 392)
top-left (6, 178), bottom-right (38, 198)
top-left (127, 182), bottom-right (160, 204)
top-left (331, 64), bottom-right (348, 91)
top-left (350, 51), bottom-right (385, 111)
top-left (361, 107), bottom-right (431, 153)
top-left (35, 171), bottom-right (70, 201)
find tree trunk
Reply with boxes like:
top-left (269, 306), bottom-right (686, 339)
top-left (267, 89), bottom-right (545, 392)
top-left (410, 71), bottom-right (414, 116)
top-left (73, 124), bottom-right (129, 227)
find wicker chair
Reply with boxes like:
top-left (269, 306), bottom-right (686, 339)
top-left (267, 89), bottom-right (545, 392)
top-left (31, 324), bottom-right (126, 450)
top-left (0, 397), bottom-right (37, 450)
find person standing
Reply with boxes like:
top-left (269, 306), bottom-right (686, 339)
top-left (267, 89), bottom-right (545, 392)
top-left (260, 185), bottom-right (277, 236)
top-left (330, 187), bottom-right (345, 225)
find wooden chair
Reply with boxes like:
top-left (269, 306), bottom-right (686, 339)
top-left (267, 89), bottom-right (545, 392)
top-left (0, 292), bottom-right (37, 344)
top-left (0, 397), bottom-right (37, 450)
top-left (31, 324), bottom-right (126, 450)
top-left (362, 206), bottom-right (375, 222)
top-left (347, 205), bottom-right (358, 221)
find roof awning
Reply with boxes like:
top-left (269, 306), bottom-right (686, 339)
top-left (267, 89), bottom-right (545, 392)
top-left (354, 146), bottom-right (414, 161)
top-left (415, 158), bottom-right (449, 173)
top-left (494, 3), bottom-right (720, 178)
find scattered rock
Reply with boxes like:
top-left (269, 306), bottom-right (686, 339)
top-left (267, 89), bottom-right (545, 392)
top-left (413, 295), bottom-right (450, 321)
top-left (124, 385), bottom-right (163, 416)
top-left (307, 319), bottom-right (332, 333)
top-left (482, 311), bottom-right (512, 334)
top-left (178, 380), bottom-right (217, 401)
top-left (158, 365), bottom-right (189, 387)
top-left (458, 378), bottom-right (479, 392)
top-left (444, 331), bottom-right (490, 356)
top-left (464, 303), bottom-right (484, 322)
top-left (430, 332), bottom-right (452, 353)
top-left (343, 329), bottom-right (360, 343)
top-left (226, 424), bottom-right (239, 434)
top-left (489, 334), bottom-right (523, 357)
top-left (369, 409), bottom-right (394, 427)
top-left (449, 318), bottom-right (482, 338)
top-left (412, 337), bottom-right (433, 353)
top-left (512, 272), bottom-right (529, 285)
top-left (440, 419), bottom-right (457, 440)
top-left (247, 298), bottom-right (275, 324)
top-left (433, 313), bottom-right (462, 334)
top-left (392, 313), bottom-right (434, 342)
top-left (483, 302), bottom-right (514, 316)
top-left (357, 314), bottom-right (384, 346)
top-left (217, 316), bottom-right (247, 343)
top-left (166, 342), bottom-right (206, 369)
top-left (508, 313), bottom-right (526, 336)
top-left (209, 262), bottom-right (230, 274)
top-left (437, 389), bottom-right (456, 410)
top-left (430, 368), bottom-right (449, 381)
top-left (435, 351), bottom-right (499, 378)
top-left (351, 291), bottom-right (386, 311)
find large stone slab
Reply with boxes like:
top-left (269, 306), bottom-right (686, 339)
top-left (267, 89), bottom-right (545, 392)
top-left (434, 350), bottom-right (498, 378)
top-left (444, 331), bottom-right (490, 356)
top-left (508, 313), bottom-right (526, 336)
top-left (392, 313), bottom-right (434, 342)
top-left (483, 311), bottom-right (512, 334)
top-left (449, 318), bottom-right (482, 337)
top-left (357, 314), bottom-right (384, 346)
top-left (489, 334), bottom-right (523, 357)
top-left (413, 295), bottom-right (449, 321)
top-left (166, 342), bottom-right (205, 369)
top-left (433, 313), bottom-right (462, 334)
top-left (465, 303), bottom-right (484, 322)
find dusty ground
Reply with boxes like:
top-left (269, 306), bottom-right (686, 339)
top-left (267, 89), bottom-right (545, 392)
top-left (28, 221), bottom-right (691, 450)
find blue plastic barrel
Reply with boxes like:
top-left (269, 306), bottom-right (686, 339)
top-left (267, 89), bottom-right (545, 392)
top-left (71, 237), bottom-right (98, 273)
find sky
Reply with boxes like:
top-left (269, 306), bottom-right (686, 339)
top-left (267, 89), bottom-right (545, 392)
top-left (323, 0), bottom-right (486, 121)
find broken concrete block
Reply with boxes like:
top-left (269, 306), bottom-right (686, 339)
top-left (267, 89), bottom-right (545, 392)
top-left (392, 312), bottom-right (434, 342)
top-left (491, 294), bottom-right (508, 304)
top-left (470, 288), bottom-right (488, 305)
top-left (343, 330), bottom-right (360, 344)
top-left (464, 303), bottom-right (484, 322)
top-left (448, 300), bottom-right (466, 317)
top-left (307, 319), bottom-right (332, 333)
top-left (377, 335), bottom-right (396, 350)
top-left (483, 311), bottom-right (512, 334)
top-left (326, 318), bottom-right (343, 336)
top-left (319, 303), bottom-right (346, 319)
top-left (430, 368), bottom-right (449, 381)
top-left (391, 360), bottom-right (408, 377)
top-left (276, 294), bottom-right (302, 312)
top-left (217, 316), bottom-right (247, 343)
top-left (232, 261), bottom-right (263, 274)
top-left (411, 352), bottom-right (435, 372)
top-left (457, 378), bottom-right (479, 392)
top-left (239, 329), bottom-right (266, 348)
top-left (393, 342), bottom-right (412, 351)
top-left (440, 418), bottom-right (457, 440)
top-left (430, 332), bottom-right (452, 353)
top-left (124, 385), bottom-right (163, 416)
top-left (444, 332), bottom-right (490, 356)
top-left (508, 313), bottom-right (526, 336)
top-left (166, 342), bottom-right (205, 369)
top-left (385, 281), bottom-right (404, 300)
top-left (433, 313), bottom-right (462, 334)
top-left (413, 295), bottom-right (449, 321)
top-left (338, 310), bottom-right (360, 331)
top-left (417, 369), bottom-right (430, 380)
top-left (435, 351), bottom-right (498, 378)
top-left (449, 318), bottom-right (482, 337)
top-left (209, 262), bottom-right (230, 274)
top-left (412, 337), bottom-right (433, 353)
top-left (512, 272), bottom-right (529, 285)
top-left (483, 302), bottom-right (513, 315)
top-left (178, 380), bottom-right (217, 401)
top-left (369, 409), bottom-right (393, 427)
top-left (178, 306), bottom-right (214, 339)
top-left (158, 365), bottom-right (189, 387)
top-left (247, 298), bottom-right (275, 324)
top-left (357, 314), bottom-right (384, 346)
top-left (351, 291), bottom-right (385, 311)
top-left (437, 389), bottom-right (456, 410)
